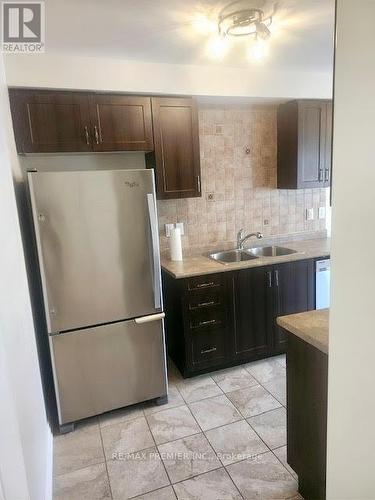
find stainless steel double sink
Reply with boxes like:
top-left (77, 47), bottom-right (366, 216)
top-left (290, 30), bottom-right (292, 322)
top-left (209, 246), bottom-right (297, 264)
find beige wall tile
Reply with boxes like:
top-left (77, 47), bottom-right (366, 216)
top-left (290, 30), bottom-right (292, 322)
top-left (157, 105), bottom-right (327, 256)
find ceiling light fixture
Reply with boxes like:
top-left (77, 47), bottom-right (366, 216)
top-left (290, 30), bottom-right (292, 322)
top-left (218, 0), bottom-right (273, 42)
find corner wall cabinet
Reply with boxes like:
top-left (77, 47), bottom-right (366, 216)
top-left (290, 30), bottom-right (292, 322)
top-left (163, 258), bottom-right (316, 377)
top-left (8, 89), bottom-right (201, 200)
top-left (277, 99), bottom-right (332, 189)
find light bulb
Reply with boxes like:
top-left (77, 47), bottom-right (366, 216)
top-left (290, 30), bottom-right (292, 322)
top-left (192, 13), bottom-right (217, 35)
top-left (207, 35), bottom-right (229, 60)
top-left (248, 39), bottom-right (268, 62)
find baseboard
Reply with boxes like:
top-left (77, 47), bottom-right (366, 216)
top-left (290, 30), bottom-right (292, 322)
top-left (44, 429), bottom-right (53, 500)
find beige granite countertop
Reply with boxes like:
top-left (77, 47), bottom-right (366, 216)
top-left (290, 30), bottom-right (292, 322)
top-left (162, 237), bottom-right (330, 279)
top-left (277, 309), bottom-right (329, 354)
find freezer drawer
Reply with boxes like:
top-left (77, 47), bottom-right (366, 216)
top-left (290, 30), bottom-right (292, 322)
top-left (50, 316), bottom-right (167, 424)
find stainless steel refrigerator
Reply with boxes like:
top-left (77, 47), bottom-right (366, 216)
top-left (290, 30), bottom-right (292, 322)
top-left (28, 169), bottom-right (168, 430)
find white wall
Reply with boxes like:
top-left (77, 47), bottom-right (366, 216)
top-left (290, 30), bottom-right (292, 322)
top-left (0, 54), bottom-right (52, 500)
top-left (4, 53), bottom-right (333, 98)
top-left (327, 0), bottom-right (375, 497)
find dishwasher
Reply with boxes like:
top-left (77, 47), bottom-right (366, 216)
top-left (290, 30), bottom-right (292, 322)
top-left (315, 259), bottom-right (331, 309)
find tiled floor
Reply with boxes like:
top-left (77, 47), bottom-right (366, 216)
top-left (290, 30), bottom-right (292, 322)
top-left (53, 355), bottom-right (301, 500)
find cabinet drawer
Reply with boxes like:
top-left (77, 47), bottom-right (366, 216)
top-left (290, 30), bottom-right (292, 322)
top-left (191, 328), bottom-right (225, 365)
top-left (188, 308), bottom-right (224, 331)
top-left (187, 290), bottom-right (222, 311)
top-left (186, 273), bottom-right (223, 292)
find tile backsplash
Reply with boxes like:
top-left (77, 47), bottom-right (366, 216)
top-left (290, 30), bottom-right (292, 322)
top-left (158, 105), bottom-right (328, 257)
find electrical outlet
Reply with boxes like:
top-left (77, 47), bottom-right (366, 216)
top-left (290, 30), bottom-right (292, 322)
top-left (165, 223), bottom-right (185, 237)
top-left (165, 224), bottom-right (175, 237)
top-left (306, 208), bottom-right (314, 221)
top-left (318, 207), bottom-right (326, 219)
top-left (175, 222), bottom-right (185, 235)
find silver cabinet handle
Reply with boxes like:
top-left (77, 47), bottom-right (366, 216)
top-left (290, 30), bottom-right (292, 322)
top-left (324, 169), bottom-right (330, 182)
top-left (201, 347), bottom-right (217, 354)
top-left (275, 270), bottom-right (280, 287)
top-left (319, 169), bottom-right (324, 182)
top-left (134, 312), bottom-right (165, 325)
top-left (199, 319), bottom-right (217, 326)
top-left (94, 125), bottom-right (100, 144)
top-left (196, 175), bottom-right (201, 193)
top-left (198, 301), bottom-right (215, 307)
top-left (267, 271), bottom-right (272, 288)
top-left (196, 282), bottom-right (214, 289)
top-left (147, 193), bottom-right (162, 309)
top-left (84, 126), bottom-right (90, 145)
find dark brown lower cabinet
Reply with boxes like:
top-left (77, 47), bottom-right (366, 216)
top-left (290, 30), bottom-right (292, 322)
top-left (232, 267), bottom-right (273, 361)
top-left (272, 260), bottom-right (315, 353)
top-left (286, 332), bottom-right (328, 500)
top-left (162, 258), bottom-right (316, 377)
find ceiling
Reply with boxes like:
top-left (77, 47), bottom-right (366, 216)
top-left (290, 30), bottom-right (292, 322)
top-left (45, 0), bottom-right (335, 72)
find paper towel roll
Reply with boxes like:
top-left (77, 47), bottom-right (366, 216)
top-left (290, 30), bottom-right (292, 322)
top-left (170, 227), bottom-right (183, 261)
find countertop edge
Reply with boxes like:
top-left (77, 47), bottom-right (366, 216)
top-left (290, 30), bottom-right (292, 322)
top-left (161, 238), bottom-right (330, 279)
top-left (276, 310), bottom-right (329, 355)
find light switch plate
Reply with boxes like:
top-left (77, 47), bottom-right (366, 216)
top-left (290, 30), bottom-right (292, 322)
top-left (318, 206), bottom-right (326, 219)
top-left (306, 208), bottom-right (314, 221)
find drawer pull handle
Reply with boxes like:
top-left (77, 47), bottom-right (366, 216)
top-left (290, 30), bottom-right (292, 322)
top-left (196, 282), bottom-right (215, 288)
top-left (201, 347), bottom-right (217, 354)
top-left (197, 301), bottom-right (215, 307)
top-left (199, 319), bottom-right (217, 326)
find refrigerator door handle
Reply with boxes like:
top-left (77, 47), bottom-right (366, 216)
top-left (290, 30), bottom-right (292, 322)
top-left (147, 193), bottom-right (162, 309)
top-left (134, 312), bottom-right (165, 325)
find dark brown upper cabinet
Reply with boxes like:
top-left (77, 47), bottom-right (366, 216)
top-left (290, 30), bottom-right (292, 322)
top-left (277, 100), bottom-right (332, 189)
top-left (146, 97), bottom-right (201, 200)
top-left (89, 94), bottom-right (153, 152)
top-left (9, 89), bottom-right (154, 154)
top-left (9, 89), bottom-right (92, 153)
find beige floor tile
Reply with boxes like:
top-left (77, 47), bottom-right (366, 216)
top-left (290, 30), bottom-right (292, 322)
top-left (53, 462), bottom-right (111, 500)
top-left (53, 420), bottom-right (104, 476)
top-left (173, 468), bottom-right (242, 500)
top-left (189, 395), bottom-right (242, 431)
top-left (245, 358), bottom-right (286, 384)
top-left (98, 403), bottom-right (145, 428)
top-left (211, 366), bottom-right (258, 393)
top-left (133, 485), bottom-right (177, 499)
top-left (273, 446), bottom-right (298, 479)
top-left (226, 385), bottom-right (281, 418)
top-left (273, 354), bottom-right (287, 368)
top-left (168, 359), bottom-right (184, 385)
top-left (263, 376), bottom-right (287, 406)
top-left (146, 405), bottom-right (200, 445)
top-left (158, 433), bottom-right (221, 483)
top-left (177, 375), bottom-right (222, 403)
top-left (107, 446), bottom-right (169, 499)
top-left (205, 419), bottom-right (268, 465)
top-left (227, 451), bottom-right (298, 499)
top-left (144, 385), bottom-right (185, 416)
top-left (248, 407), bottom-right (286, 450)
top-left (101, 416), bottom-right (155, 459)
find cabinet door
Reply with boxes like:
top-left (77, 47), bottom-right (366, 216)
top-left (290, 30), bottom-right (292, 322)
top-left (147, 97), bottom-right (201, 199)
top-left (324, 100), bottom-right (333, 187)
top-left (232, 267), bottom-right (272, 361)
top-left (273, 260), bottom-right (315, 352)
top-left (9, 89), bottom-right (92, 153)
top-left (298, 101), bottom-right (328, 188)
top-left (89, 95), bottom-right (153, 151)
